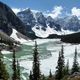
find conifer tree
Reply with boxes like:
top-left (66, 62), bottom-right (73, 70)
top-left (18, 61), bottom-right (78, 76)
top-left (0, 49), bottom-right (9, 80)
top-left (12, 48), bottom-right (17, 80)
top-left (12, 48), bottom-right (21, 80)
top-left (63, 59), bottom-right (69, 76)
top-left (29, 71), bottom-right (33, 80)
top-left (48, 69), bottom-right (53, 80)
top-left (55, 46), bottom-right (65, 80)
top-left (41, 74), bottom-right (45, 80)
top-left (16, 60), bottom-right (21, 80)
top-left (32, 41), bottom-right (41, 80)
top-left (61, 45), bottom-right (64, 66)
top-left (71, 48), bottom-right (79, 74)
top-left (49, 69), bottom-right (52, 78)
top-left (66, 59), bottom-right (69, 75)
top-left (55, 52), bottom-right (62, 80)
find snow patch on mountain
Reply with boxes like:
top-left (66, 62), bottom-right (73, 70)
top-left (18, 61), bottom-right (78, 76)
top-left (32, 24), bottom-right (62, 38)
top-left (10, 29), bottom-right (27, 44)
top-left (32, 25), bottom-right (49, 38)
top-left (32, 24), bottom-right (76, 38)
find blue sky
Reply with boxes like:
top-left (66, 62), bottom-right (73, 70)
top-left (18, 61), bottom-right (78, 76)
top-left (0, 0), bottom-right (80, 11)
top-left (0, 0), bottom-right (80, 18)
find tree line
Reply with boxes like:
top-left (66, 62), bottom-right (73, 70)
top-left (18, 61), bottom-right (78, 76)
top-left (0, 41), bottom-right (80, 80)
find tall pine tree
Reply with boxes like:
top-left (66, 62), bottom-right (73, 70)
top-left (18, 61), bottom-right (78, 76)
top-left (16, 60), bottom-right (21, 80)
top-left (48, 69), bottom-right (53, 80)
top-left (32, 41), bottom-right (41, 80)
top-left (55, 45), bottom-right (65, 80)
top-left (66, 59), bottom-right (69, 75)
top-left (63, 59), bottom-right (69, 77)
top-left (0, 49), bottom-right (9, 80)
top-left (71, 48), bottom-right (79, 74)
top-left (29, 71), bottom-right (33, 80)
top-left (49, 69), bottom-right (52, 78)
top-left (61, 45), bottom-right (64, 67)
top-left (12, 48), bottom-right (18, 80)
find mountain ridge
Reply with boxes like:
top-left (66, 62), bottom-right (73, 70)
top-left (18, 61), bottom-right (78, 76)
top-left (0, 1), bottom-right (80, 40)
top-left (17, 8), bottom-right (80, 38)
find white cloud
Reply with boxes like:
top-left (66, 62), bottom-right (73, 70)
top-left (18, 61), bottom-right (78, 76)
top-left (71, 7), bottom-right (80, 17)
top-left (31, 10), bottom-right (40, 13)
top-left (12, 8), bottom-right (22, 14)
top-left (12, 8), bottom-right (40, 14)
top-left (11, 6), bottom-right (63, 18)
top-left (11, 7), bottom-right (80, 19)
top-left (48, 6), bottom-right (63, 19)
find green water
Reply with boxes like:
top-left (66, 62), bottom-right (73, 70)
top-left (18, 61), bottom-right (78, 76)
top-left (3, 41), bottom-right (52, 80)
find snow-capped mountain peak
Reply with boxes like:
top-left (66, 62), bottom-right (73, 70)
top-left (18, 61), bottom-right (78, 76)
top-left (17, 8), bottom-right (80, 38)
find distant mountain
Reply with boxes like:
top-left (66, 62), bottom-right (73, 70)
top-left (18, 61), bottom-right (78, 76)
top-left (17, 8), bottom-right (80, 38)
top-left (17, 8), bottom-right (35, 31)
top-left (56, 15), bottom-right (80, 31)
top-left (17, 9), bottom-right (62, 38)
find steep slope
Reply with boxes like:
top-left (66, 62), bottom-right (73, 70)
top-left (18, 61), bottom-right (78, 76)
top-left (0, 30), bottom-right (19, 45)
top-left (0, 1), bottom-right (27, 36)
top-left (10, 29), bottom-right (29, 44)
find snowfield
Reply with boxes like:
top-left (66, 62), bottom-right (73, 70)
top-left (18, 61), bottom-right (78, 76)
top-left (32, 25), bottom-right (62, 38)
top-left (10, 29), bottom-right (29, 44)
top-left (10, 27), bottom-right (76, 44)
top-left (32, 24), bottom-right (76, 38)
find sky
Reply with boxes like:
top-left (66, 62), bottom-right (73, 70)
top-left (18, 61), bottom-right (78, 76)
top-left (0, 0), bottom-right (80, 18)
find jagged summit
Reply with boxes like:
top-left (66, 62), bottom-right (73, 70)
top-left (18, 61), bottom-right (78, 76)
top-left (17, 8), bottom-right (62, 37)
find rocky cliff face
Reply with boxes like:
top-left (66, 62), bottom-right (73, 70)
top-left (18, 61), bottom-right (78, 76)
top-left (56, 15), bottom-right (80, 31)
top-left (17, 9), bottom-right (61, 32)
top-left (0, 1), bottom-right (27, 36)
top-left (17, 9), bottom-right (63, 38)
top-left (17, 8), bottom-right (80, 33)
